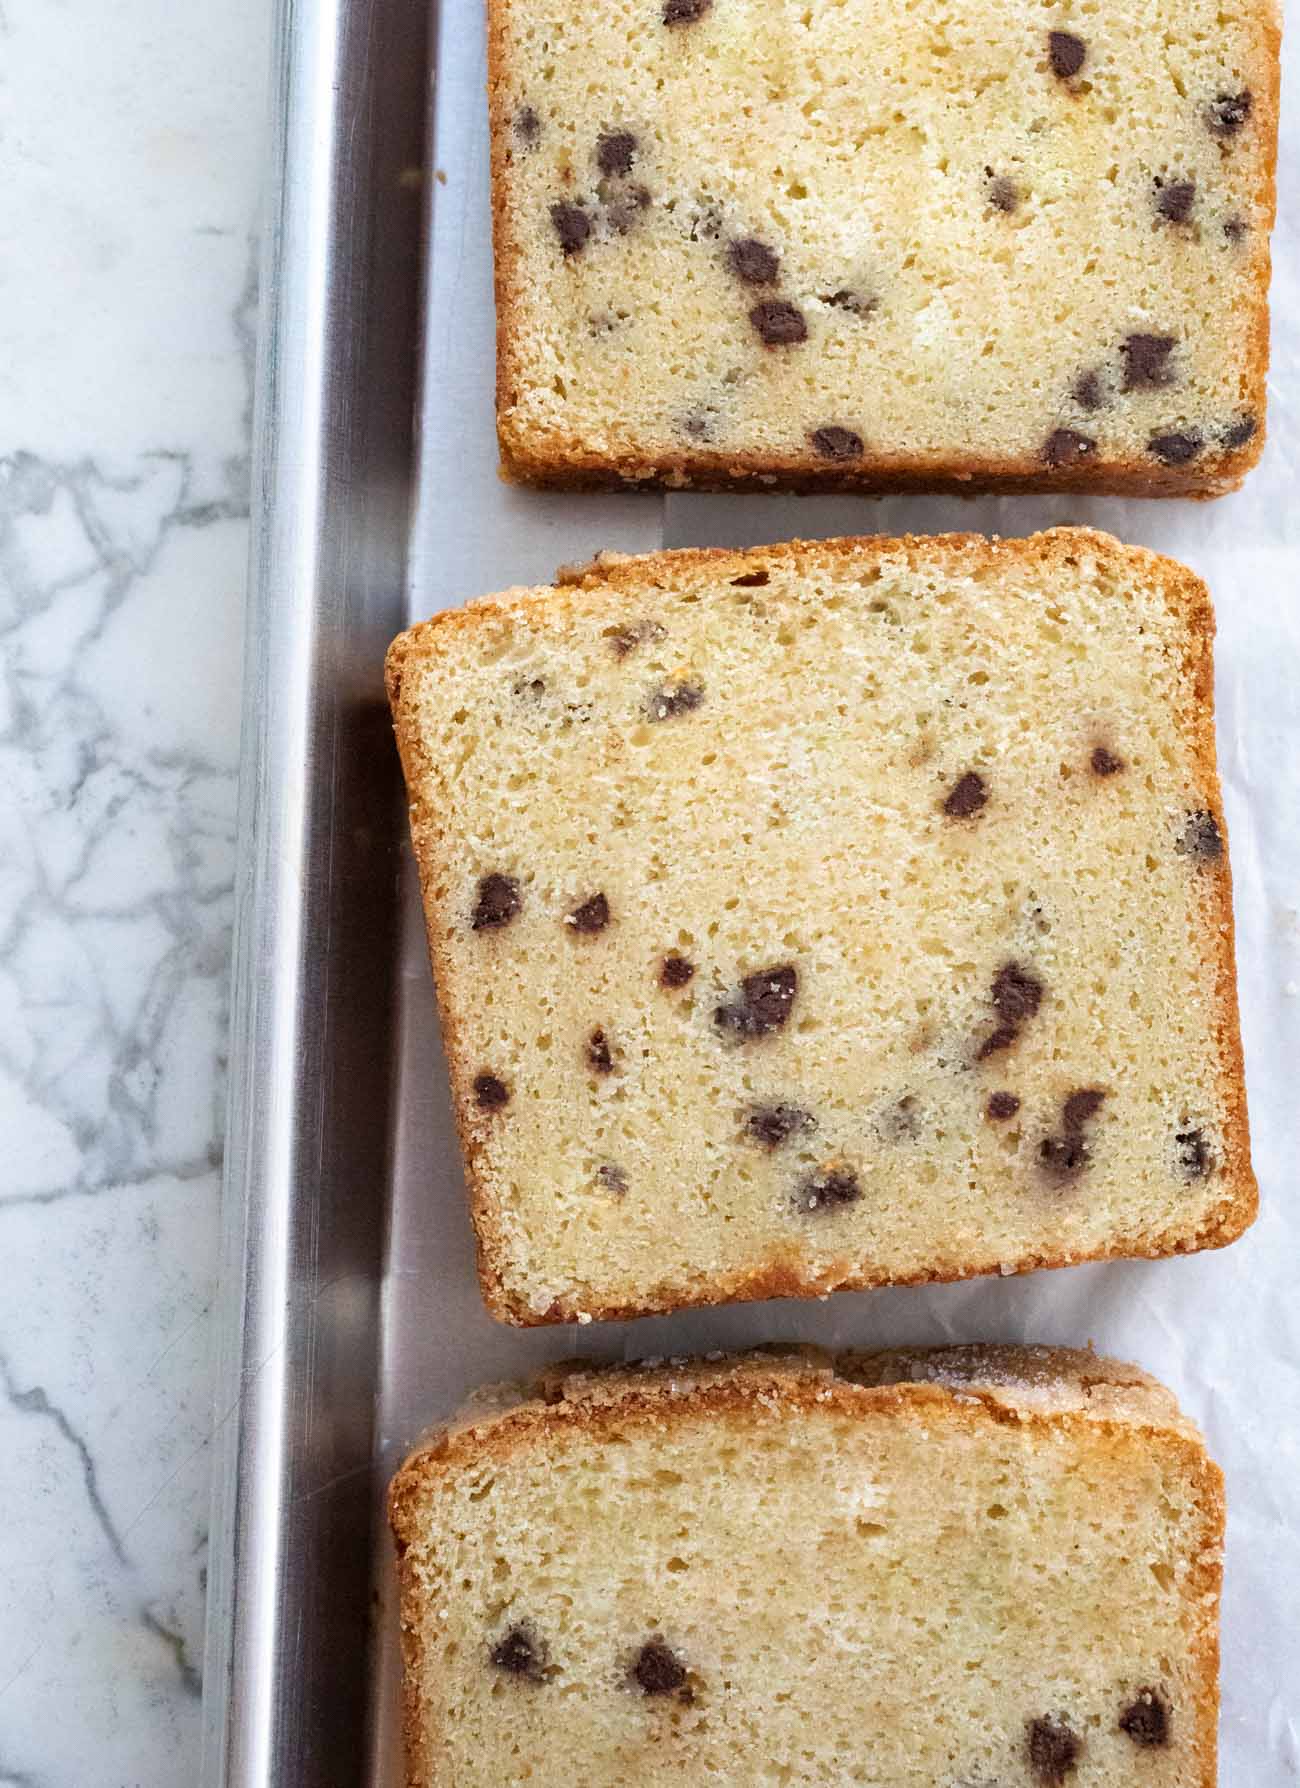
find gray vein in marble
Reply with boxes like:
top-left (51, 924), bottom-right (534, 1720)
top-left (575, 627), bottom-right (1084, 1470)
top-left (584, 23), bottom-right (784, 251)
top-left (0, 1348), bottom-right (127, 1563)
top-left (141, 1604), bottom-right (202, 1698)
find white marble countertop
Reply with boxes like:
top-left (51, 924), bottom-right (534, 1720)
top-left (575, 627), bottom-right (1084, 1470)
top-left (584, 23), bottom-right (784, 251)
top-left (1, 3), bottom-right (268, 1780)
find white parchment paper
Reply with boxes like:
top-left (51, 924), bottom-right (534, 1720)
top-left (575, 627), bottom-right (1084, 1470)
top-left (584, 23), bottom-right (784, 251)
top-left (367, 3), bottom-right (1300, 1776)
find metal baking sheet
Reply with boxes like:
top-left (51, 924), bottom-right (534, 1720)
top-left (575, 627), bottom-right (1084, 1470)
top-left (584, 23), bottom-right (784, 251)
top-left (204, 0), bottom-right (1300, 1780)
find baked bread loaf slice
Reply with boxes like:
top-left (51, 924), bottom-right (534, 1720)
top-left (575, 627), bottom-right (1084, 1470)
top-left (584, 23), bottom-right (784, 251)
top-left (389, 1344), bottom-right (1224, 1787)
top-left (488, 0), bottom-right (1278, 494)
top-left (386, 529), bottom-right (1254, 1324)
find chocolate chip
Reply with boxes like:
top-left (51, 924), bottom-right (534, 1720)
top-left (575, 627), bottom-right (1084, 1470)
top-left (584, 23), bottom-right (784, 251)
top-left (749, 300), bottom-right (808, 346)
top-left (680, 411), bottom-right (713, 440)
top-left (977, 1025), bottom-right (1020, 1059)
top-left (1062, 1087), bottom-right (1106, 1130)
top-left (728, 237), bottom-right (780, 285)
top-left (794, 1166), bottom-right (862, 1213)
top-left (648, 682), bottom-right (704, 719)
top-left (611, 618), bottom-right (666, 657)
top-left (608, 186), bottom-right (652, 232)
top-left (992, 962), bottom-right (1045, 1027)
top-left (715, 963), bottom-right (798, 1039)
top-left (1149, 430), bottom-right (1203, 466)
top-left (472, 873), bottom-right (522, 931)
top-left (988, 173), bottom-right (1020, 212)
top-left (1224, 215), bottom-right (1248, 243)
top-left (943, 770), bottom-right (988, 819)
top-left (1222, 412), bottom-right (1258, 449)
top-left (1047, 30), bottom-right (1087, 79)
top-left (1122, 333), bottom-right (1176, 390)
top-left (514, 675), bottom-right (547, 697)
top-left (632, 1637), bottom-right (688, 1694)
top-left (1073, 369), bottom-right (1104, 411)
top-left (1180, 809), bottom-right (1223, 860)
top-left (473, 1073), bottom-right (511, 1111)
top-left (1206, 90), bottom-right (1252, 137)
top-left (810, 425), bottom-right (864, 461)
top-left (550, 202), bottom-right (591, 255)
top-left (513, 106), bottom-right (541, 148)
top-left (1039, 1132), bottom-right (1090, 1178)
top-left (598, 1163), bottom-right (629, 1194)
top-left (1091, 745), bottom-right (1124, 776)
top-left (1154, 177), bottom-right (1196, 223)
top-left (586, 1028), bottom-right (615, 1074)
top-left (1120, 1688), bottom-right (1170, 1748)
top-left (1176, 1127), bottom-right (1212, 1177)
top-left (986, 1091), bottom-right (1021, 1120)
top-left (660, 953), bottom-right (695, 987)
top-left (491, 1625), bottom-right (547, 1680)
top-left (746, 1103), bottom-right (816, 1148)
top-left (567, 893), bottom-right (611, 935)
top-left (596, 130), bottom-right (638, 176)
top-left (1026, 1715), bottom-right (1082, 1784)
top-left (1043, 428), bottom-right (1096, 468)
top-left (880, 1095), bottom-right (922, 1141)
top-left (823, 288), bottom-right (877, 314)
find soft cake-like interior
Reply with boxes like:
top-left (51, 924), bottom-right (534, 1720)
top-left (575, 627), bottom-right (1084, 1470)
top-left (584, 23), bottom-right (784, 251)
top-left (389, 532), bottom-right (1251, 1322)
top-left (491, 0), bottom-right (1276, 488)
top-left (392, 1359), bottom-right (1220, 1786)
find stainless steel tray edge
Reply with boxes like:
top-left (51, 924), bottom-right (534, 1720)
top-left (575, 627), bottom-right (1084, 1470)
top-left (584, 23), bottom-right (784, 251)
top-left (201, 0), bottom-right (429, 1781)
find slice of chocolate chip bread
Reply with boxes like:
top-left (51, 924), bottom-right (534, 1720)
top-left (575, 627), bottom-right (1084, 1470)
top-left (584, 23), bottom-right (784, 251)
top-left (386, 529), bottom-right (1254, 1324)
top-left (389, 1345), bottom-right (1224, 1787)
top-left (489, 0), bottom-right (1277, 494)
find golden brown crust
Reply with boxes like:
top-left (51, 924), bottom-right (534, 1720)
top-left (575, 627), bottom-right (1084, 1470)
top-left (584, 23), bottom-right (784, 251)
top-left (387, 528), bottom-right (1256, 1326)
top-left (389, 1344), bottom-right (1224, 1788)
top-left (485, 0), bottom-right (1279, 499)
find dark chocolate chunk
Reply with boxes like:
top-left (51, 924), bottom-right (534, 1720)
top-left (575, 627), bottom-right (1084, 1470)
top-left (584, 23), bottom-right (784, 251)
top-left (1090, 745), bottom-right (1124, 776)
top-left (1039, 1132), bottom-right (1090, 1179)
top-left (1222, 412), bottom-right (1258, 449)
top-left (598, 1163), bottom-right (629, 1194)
top-left (810, 425), bottom-right (865, 461)
top-left (976, 1024), bottom-right (1020, 1059)
top-left (491, 1625), bottom-right (547, 1680)
top-left (1073, 368), bottom-right (1104, 411)
top-left (611, 618), bottom-right (666, 657)
top-left (1119, 1688), bottom-right (1170, 1748)
top-left (660, 953), bottom-right (696, 988)
top-left (715, 963), bottom-right (799, 1039)
top-left (880, 1094), bottom-right (922, 1141)
top-left (1179, 809), bottom-right (1223, 860)
top-left (794, 1166), bottom-right (862, 1213)
top-left (749, 300), bottom-right (808, 346)
top-left (567, 892), bottom-right (611, 935)
top-left (1224, 214), bottom-right (1249, 243)
top-left (664, 0), bottom-right (711, 20)
top-left (1154, 177), bottom-right (1196, 223)
top-left (746, 1103), bottom-right (816, 1148)
top-left (632, 1637), bottom-right (688, 1694)
top-left (596, 130), bottom-right (638, 176)
top-left (648, 681), bottom-right (705, 719)
top-left (986, 1090), bottom-right (1021, 1120)
top-left (1176, 1127), bottom-right (1212, 1178)
top-left (1122, 333), bottom-right (1176, 390)
top-left (1149, 429), bottom-right (1203, 466)
top-left (550, 201), bottom-right (591, 256)
top-left (823, 287), bottom-right (877, 314)
top-left (728, 237), bottom-right (780, 285)
top-left (1043, 428), bottom-right (1096, 468)
top-left (1062, 1087), bottom-right (1106, 1131)
top-left (586, 1028), bottom-right (615, 1074)
top-left (472, 873), bottom-right (522, 931)
top-left (944, 770), bottom-right (988, 819)
top-left (992, 962), bottom-right (1045, 1027)
top-left (1026, 1715), bottom-right (1082, 1783)
top-left (473, 1072), bottom-right (511, 1111)
top-left (513, 106), bottom-right (541, 148)
top-left (1047, 30), bottom-right (1087, 79)
top-left (1206, 89), bottom-right (1252, 137)
top-left (988, 173), bottom-right (1020, 212)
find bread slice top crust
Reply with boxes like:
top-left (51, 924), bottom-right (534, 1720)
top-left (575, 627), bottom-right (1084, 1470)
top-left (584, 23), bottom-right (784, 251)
top-left (388, 529), bottom-right (1254, 1324)
top-left (390, 1344), bottom-right (1223, 1787)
